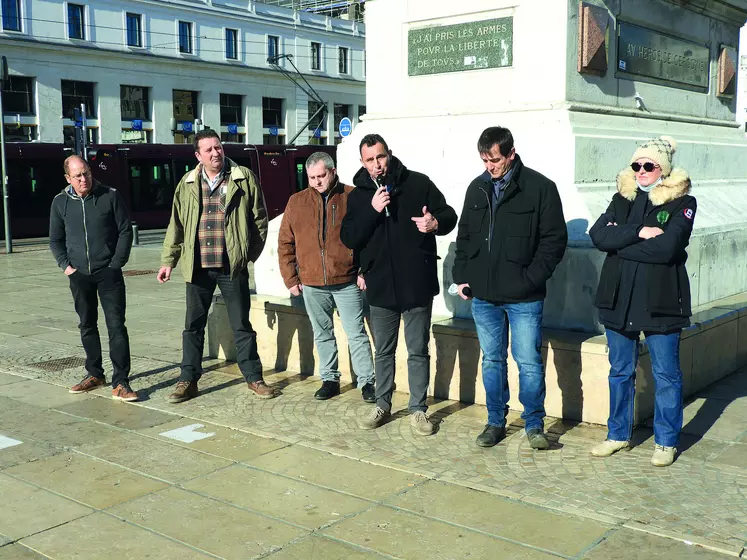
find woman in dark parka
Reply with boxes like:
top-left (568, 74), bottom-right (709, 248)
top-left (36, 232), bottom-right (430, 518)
top-left (588, 136), bottom-right (696, 467)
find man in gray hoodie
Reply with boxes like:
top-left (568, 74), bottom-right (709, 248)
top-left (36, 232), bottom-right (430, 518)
top-left (49, 155), bottom-right (136, 401)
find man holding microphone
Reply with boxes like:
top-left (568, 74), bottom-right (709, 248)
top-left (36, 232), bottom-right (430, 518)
top-left (341, 134), bottom-right (457, 435)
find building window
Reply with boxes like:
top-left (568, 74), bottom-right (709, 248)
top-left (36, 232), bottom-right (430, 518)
top-left (173, 89), bottom-right (198, 121)
top-left (2, 0), bottom-right (21, 32)
top-left (122, 129), bottom-right (151, 143)
top-left (126, 13), bottom-right (142, 47)
top-left (220, 93), bottom-right (242, 126)
top-left (3, 125), bottom-right (36, 142)
top-left (121, 85), bottom-right (148, 120)
top-left (1, 76), bottom-right (34, 115)
top-left (68, 3), bottom-right (85, 40)
top-left (334, 103), bottom-right (350, 133)
top-left (267, 35), bottom-right (279, 62)
top-left (263, 134), bottom-right (285, 145)
top-left (63, 126), bottom-right (98, 148)
top-left (225, 28), bottom-right (238, 60)
top-left (221, 132), bottom-right (245, 143)
top-left (262, 97), bottom-right (283, 128)
top-left (307, 100), bottom-right (326, 132)
top-left (311, 42), bottom-right (321, 70)
top-left (178, 21), bottom-right (192, 54)
top-left (339, 47), bottom-right (349, 74)
top-left (61, 80), bottom-right (95, 118)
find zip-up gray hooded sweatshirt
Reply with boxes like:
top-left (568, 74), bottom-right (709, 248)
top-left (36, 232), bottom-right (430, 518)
top-left (49, 181), bottom-right (133, 274)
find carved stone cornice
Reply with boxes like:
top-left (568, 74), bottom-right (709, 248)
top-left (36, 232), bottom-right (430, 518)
top-left (664, 0), bottom-right (747, 26)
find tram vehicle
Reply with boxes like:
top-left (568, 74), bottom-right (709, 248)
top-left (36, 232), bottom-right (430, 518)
top-left (0, 142), bottom-right (335, 239)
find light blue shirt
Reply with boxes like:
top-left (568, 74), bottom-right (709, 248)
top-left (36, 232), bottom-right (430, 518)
top-left (492, 165), bottom-right (514, 203)
top-left (202, 164), bottom-right (226, 193)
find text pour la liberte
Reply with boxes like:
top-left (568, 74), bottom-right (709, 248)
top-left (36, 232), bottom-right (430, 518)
top-left (412, 23), bottom-right (509, 56)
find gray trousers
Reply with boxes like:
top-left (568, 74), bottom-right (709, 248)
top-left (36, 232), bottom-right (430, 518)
top-left (302, 282), bottom-right (375, 386)
top-left (369, 303), bottom-right (432, 413)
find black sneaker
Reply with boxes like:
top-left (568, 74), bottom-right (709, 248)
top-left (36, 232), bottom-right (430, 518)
top-left (475, 425), bottom-right (506, 447)
top-left (361, 383), bottom-right (375, 403)
top-left (314, 381), bottom-right (340, 400)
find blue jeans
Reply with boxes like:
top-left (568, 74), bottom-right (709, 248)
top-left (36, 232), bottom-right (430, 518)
top-left (302, 282), bottom-right (374, 386)
top-left (472, 298), bottom-right (546, 431)
top-left (606, 329), bottom-right (683, 447)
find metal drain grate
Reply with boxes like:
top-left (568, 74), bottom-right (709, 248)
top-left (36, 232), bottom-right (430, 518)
top-left (30, 357), bottom-right (86, 372)
top-left (122, 269), bottom-right (158, 277)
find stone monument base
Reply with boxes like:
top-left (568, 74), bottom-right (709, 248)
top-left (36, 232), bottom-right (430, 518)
top-left (207, 292), bottom-right (747, 426)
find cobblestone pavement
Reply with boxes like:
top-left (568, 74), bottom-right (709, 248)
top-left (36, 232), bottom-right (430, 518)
top-left (0, 245), bottom-right (746, 559)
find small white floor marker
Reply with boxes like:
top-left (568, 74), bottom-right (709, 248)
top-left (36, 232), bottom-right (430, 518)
top-left (159, 424), bottom-right (215, 443)
top-left (0, 435), bottom-right (23, 450)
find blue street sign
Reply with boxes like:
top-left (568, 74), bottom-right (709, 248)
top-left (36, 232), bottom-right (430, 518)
top-left (338, 117), bottom-right (352, 137)
top-left (132, 119), bottom-right (143, 131)
top-left (182, 121), bottom-right (193, 133)
top-left (227, 124), bottom-right (238, 135)
top-left (269, 126), bottom-right (279, 136)
top-left (313, 128), bottom-right (322, 138)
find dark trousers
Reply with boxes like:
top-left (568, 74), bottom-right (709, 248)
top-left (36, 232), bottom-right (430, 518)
top-left (369, 303), bottom-right (432, 413)
top-left (69, 268), bottom-right (130, 387)
top-left (181, 267), bottom-right (262, 383)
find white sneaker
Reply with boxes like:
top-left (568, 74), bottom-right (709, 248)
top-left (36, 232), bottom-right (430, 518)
top-left (410, 411), bottom-right (434, 436)
top-left (590, 439), bottom-right (630, 457)
top-left (359, 406), bottom-right (390, 430)
top-left (651, 444), bottom-right (676, 467)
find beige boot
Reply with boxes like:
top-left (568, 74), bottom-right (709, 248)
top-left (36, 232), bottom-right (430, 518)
top-left (651, 444), bottom-right (676, 467)
top-left (590, 439), bottom-right (630, 457)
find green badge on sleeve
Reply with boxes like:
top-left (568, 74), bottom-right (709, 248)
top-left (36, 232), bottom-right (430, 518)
top-left (656, 210), bottom-right (670, 225)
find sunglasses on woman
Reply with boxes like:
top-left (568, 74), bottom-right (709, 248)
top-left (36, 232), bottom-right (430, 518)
top-left (631, 162), bottom-right (659, 173)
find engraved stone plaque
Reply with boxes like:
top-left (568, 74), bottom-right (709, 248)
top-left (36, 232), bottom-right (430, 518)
top-left (408, 17), bottom-right (513, 77)
top-left (617, 22), bottom-right (709, 90)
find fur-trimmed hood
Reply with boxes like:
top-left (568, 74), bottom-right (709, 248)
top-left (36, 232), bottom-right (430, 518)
top-left (616, 167), bottom-right (691, 206)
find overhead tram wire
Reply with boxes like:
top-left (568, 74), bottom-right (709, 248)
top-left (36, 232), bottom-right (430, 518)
top-left (1, 33), bottom-right (365, 63)
top-left (8, 15), bottom-right (365, 59)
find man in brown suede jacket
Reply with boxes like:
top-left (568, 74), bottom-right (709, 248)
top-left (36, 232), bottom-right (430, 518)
top-left (278, 151), bottom-right (375, 402)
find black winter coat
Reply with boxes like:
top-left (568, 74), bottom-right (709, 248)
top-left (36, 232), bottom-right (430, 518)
top-left (49, 182), bottom-right (133, 274)
top-left (590, 167), bottom-right (696, 332)
top-left (340, 157), bottom-right (457, 310)
top-left (452, 156), bottom-right (567, 303)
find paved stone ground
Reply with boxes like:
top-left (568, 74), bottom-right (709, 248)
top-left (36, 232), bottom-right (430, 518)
top-left (0, 244), bottom-right (746, 559)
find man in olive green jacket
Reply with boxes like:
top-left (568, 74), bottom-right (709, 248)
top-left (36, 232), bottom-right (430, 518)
top-left (157, 129), bottom-right (271, 403)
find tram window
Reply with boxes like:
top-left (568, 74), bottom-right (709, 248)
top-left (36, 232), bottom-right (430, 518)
top-left (7, 162), bottom-right (63, 218)
top-left (173, 159), bottom-right (193, 179)
top-left (295, 160), bottom-right (308, 191)
top-left (128, 159), bottom-right (174, 211)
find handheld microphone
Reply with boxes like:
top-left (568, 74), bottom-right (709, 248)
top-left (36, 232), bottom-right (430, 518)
top-left (375, 175), bottom-right (390, 217)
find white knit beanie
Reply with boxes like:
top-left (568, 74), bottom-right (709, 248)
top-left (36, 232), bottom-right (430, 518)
top-left (630, 135), bottom-right (678, 177)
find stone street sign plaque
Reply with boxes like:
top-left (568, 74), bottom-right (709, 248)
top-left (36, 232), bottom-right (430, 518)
top-left (617, 22), bottom-right (709, 89)
top-left (408, 17), bottom-right (513, 77)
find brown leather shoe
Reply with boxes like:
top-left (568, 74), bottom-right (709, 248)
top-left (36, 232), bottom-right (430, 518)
top-left (168, 380), bottom-right (198, 404)
top-left (247, 380), bottom-right (275, 399)
top-left (69, 375), bottom-right (105, 394)
top-left (112, 383), bottom-right (138, 402)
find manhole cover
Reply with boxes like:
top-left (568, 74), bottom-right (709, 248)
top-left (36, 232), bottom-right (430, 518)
top-left (30, 357), bottom-right (86, 372)
top-left (122, 269), bottom-right (158, 277)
